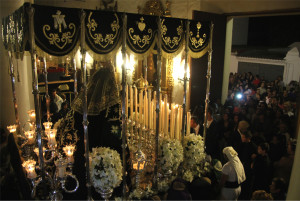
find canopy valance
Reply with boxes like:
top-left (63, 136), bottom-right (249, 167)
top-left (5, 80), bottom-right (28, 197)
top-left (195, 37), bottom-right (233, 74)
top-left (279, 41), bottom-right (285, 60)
top-left (2, 3), bottom-right (211, 58)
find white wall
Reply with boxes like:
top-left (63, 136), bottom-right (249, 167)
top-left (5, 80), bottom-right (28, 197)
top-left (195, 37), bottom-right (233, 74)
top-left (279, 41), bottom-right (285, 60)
top-left (0, 0), bottom-right (35, 130)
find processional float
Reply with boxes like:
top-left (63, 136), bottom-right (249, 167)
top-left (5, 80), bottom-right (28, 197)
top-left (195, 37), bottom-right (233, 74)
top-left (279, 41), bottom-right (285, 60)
top-left (3, 2), bottom-right (213, 200)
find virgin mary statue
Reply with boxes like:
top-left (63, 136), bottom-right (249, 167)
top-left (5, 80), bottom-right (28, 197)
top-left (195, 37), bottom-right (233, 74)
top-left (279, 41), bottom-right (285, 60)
top-left (56, 61), bottom-right (124, 200)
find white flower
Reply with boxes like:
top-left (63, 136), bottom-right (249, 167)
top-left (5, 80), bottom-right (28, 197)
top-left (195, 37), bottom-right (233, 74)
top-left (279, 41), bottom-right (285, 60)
top-left (90, 147), bottom-right (123, 190)
top-left (181, 134), bottom-right (209, 181)
top-left (182, 169), bottom-right (194, 183)
top-left (158, 138), bottom-right (183, 174)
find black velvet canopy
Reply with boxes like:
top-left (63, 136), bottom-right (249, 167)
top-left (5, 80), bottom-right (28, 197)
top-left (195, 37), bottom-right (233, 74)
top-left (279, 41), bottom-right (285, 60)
top-left (2, 3), bottom-right (211, 59)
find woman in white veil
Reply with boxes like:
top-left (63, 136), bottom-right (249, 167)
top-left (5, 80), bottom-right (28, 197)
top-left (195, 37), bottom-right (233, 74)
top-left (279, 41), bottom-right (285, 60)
top-left (220, 146), bottom-right (246, 200)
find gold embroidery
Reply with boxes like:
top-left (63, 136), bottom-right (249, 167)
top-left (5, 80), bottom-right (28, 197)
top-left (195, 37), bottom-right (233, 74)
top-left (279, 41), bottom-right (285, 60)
top-left (43, 23), bottom-right (76, 50)
top-left (189, 22), bottom-right (207, 49)
top-left (128, 21), bottom-right (153, 49)
top-left (87, 12), bottom-right (120, 48)
top-left (138, 17), bottom-right (146, 31)
top-left (161, 19), bottom-right (183, 49)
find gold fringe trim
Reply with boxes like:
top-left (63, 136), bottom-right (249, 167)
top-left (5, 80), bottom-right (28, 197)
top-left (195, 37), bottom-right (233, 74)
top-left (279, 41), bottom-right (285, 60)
top-left (188, 44), bottom-right (209, 59)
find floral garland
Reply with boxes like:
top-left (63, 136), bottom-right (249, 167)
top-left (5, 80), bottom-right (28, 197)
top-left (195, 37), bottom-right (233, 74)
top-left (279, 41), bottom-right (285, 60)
top-left (180, 134), bottom-right (209, 182)
top-left (159, 138), bottom-right (184, 174)
top-left (90, 147), bottom-right (123, 190)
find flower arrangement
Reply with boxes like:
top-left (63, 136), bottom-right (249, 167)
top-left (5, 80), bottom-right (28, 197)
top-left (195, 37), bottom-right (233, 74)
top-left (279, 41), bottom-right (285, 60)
top-left (90, 147), bottom-right (123, 190)
top-left (159, 138), bottom-right (183, 174)
top-left (180, 134), bottom-right (208, 181)
top-left (128, 184), bottom-right (154, 200)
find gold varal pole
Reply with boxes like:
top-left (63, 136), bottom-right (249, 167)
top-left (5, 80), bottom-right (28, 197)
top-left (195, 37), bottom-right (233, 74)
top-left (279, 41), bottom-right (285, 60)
top-left (121, 13), bottom-right (128, 199)
top-left (79, 10), bottom-right (92, 201)
top-left (181, 20), bottom-right (189, 144)
top-left (154, 16), bottom-right (162, 191)
top-left (27, 5), bottom-right (45, 180)
top-left (203, 23), bottom-right (214, 143)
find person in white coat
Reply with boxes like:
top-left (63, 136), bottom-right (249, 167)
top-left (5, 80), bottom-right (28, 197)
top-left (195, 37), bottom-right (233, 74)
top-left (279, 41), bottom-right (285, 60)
top-left (220, 146), bottom-right (246, 200)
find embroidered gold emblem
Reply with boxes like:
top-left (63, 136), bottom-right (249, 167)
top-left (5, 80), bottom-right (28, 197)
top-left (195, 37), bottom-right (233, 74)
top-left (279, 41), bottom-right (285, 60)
top-left (87, 12), bottom-right (120, 48)
top-left (161, 19), bottom-right (183, 49)
top-left (190, 22), bottom-right (206, 48)
top-left (128, 16), bottom-right (153, 49)
top-left (137, 17), bottom-right (146, 32)
top-left (43, 10), bottom-right (76, 50)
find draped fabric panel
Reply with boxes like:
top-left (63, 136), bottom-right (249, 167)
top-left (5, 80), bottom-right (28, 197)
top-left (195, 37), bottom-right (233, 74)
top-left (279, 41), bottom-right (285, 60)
top-left (160, 17), bottom-right (185, 57)
top-left (85, 10), bottom-right (122, 55)
top-left (126, 13), bottom-right (157, 56)
top-left (2, 3), bottom-right (212, 59)
top-left (32, 4), bottom-right (80, 56)
top-left (188, 20), bottom-right (211, 58)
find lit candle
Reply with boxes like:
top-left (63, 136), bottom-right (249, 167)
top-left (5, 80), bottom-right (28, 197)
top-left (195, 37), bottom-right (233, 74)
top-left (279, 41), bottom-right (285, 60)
top-left (63, 145), bottom-right (76, 164)
top-left (164, 94), bottom-right (168, 137)
top-left (25, 130), bottom-right (35, 144)
top-left (187, 112), bottom-right (191, 135)
top-left (144, 90), bottom-right (148, 128)
top-left (7, 124), bottom-right (17, 133)
top-left (159, 94), bottom-right (162, 133)
top-left (148, 89), bottom-right (151, 129)
top-left (178, 106), bottom-right (183, 141)
top-left (134, 86), bottom-right (138, 122)
top-left (27, 110), bottom-right (36, 123)
top-left (153, 91), bottom-right (156, 130)
top-left (45, 129), bottom-right (57, 147)
top-left (160, 101), bottom-right (164, 135)
top-left (22, 160), bottom-right (37, 179)
top-left (175, 108), bottom-right (180, 140)
top-left (125, 84), bottom-right (128, 119)
top-left (139, 91), bottom-right (143, 125)
top-left (43, 121), bottom-right (52, 131)
top-left (130, 86), bottom-right (133, 121)
top-left (170, 103), bottom-right (175, 139)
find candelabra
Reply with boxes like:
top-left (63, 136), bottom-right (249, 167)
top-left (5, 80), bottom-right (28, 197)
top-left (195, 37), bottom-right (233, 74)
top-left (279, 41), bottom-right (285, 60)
top-left (7, 110), bottom-right (79, 200)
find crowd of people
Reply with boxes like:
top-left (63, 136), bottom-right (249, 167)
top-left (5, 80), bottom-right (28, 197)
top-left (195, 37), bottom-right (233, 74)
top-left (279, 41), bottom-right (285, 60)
top-left (190, 72), bottom-right (298, 200)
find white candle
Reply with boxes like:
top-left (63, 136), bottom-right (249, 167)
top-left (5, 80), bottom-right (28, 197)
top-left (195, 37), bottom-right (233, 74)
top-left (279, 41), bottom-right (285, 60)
top-left (170, 104), bottom-right (175, 139)
top-left (175, 108), bottom-right (180, 140)
top-left (178, 106), bottom-right (183, 141)
top-left (164, 94), bottom-right (168, 137)
top-left (130, 86), bottom-right (133, 121)
top-left (160, 101), bottom-right (164, 135)
top-left (187, 112), bottom-right (191, 135)
top-left (153, 91), bottom-right (156, 130)
top-left (148, 89), bottom-right (151, 129)
top-left (134, 86), bottom-right (138, 123)
top-left (125, 84), bottom-right (128, 118)
top-left (144, 90), bottom-right (147, 128)
top-left (139, 91), bottom-right (143, 125)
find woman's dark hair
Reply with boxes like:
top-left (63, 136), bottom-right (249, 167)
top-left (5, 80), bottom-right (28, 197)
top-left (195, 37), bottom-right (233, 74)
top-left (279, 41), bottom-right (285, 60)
top-left (259, 142), bottom-right (270, 153)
